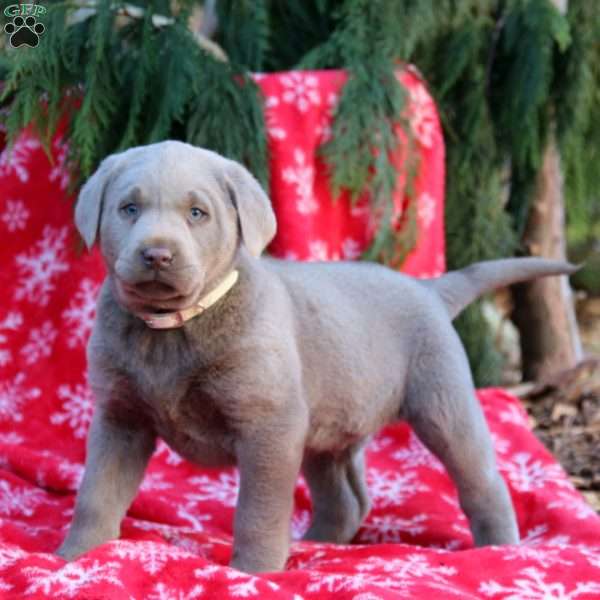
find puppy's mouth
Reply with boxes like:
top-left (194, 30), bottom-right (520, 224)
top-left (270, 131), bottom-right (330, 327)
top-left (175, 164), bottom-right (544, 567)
top-left (115, 277), bottom-right (200, 312)
top-left (112, 258), bottom-right (204, 314)
top-left (131, 280), bottom-right (180, 299)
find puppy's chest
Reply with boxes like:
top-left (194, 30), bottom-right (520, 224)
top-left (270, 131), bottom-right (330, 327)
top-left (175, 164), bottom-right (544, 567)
top-left (127, 363), bottom-right (238, 466)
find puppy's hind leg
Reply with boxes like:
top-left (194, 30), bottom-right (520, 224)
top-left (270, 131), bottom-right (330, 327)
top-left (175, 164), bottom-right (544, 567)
top-left (302, 444), bottom-right (370, 544)
top-left (403, 334), bottom-right (519, 547)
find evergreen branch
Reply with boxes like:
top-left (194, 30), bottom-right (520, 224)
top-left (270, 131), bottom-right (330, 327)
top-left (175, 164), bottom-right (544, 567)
top-left (216, 0), bottom-right (270, 71)
top-left (185, 55), bottom-right (268, 187)
top-left (116, 7), bottom-right (156, 150)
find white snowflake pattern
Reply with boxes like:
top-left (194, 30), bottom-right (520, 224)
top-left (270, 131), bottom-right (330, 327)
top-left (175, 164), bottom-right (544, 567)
top-left (186, 471), bottom-right (239, 506)
top-left (306, 572), bottom-right (381, 594)
top-left (281, 72), bottom-right (321, 113)
top-left (22, 560), bottom-right (124, 598)
top-left (501, 453), bottom-right (572, 492)
top-left (264, 96), bottom-right (287, 141)
top-left (226, 570), bottom-right (280, 597)
top-left (0, 544), bottom-right (26, 568)
top-left (56, 459), bottom-right (84, 490)
top-left (0, 311), bottom-right (23, 367)
top-left (440, 492), bottom-right (461, 510)
top-left (578, 546), bottom-right (600, 569)
top-left (0, 372), bottom-right (41, 422)
top-left (548, 492), bottom-right (598, 521)
top-left (176, 503), bottom-right (214, 532)
top-left (341, 237), bottom-right (362, 260)
top-left (62, 278), bottom-right (100, 348)
top-left (290, 549), bottom-right (329, 571)
top-left (140, 471), bottom-right (174, 492)
top-left (147, 582), bottom-right (205, 600)
top-left (307, 240), bottom-right (330, 262)
top-left (20, 320), bottom-right (58, 365)
top-left (367, 435), bottom-right (393, 453)
top-left (367, 468), bottom-right (429, 508)
top-left (0, 135), bottom-right (41, 182)
top-left (306, 553), bottom-right (460, 596)
top-left (417, 192), bottom-right (436, 229)
top-left (359, 514), bottom-right (428, 543)
top-left (0, 479), bottom-right (45, 517)
top-left (490, 432), bottom-right (511, 456)
top-left (492, 544), bottom-right (574, 568)
top-left (408, 83), bottom-right (437, 149)
top-left (229, 577), bottom-right (259, 597)
top-left (391, 432), bottom-right (444, 472)
top-left (48, 136), bottom-right (71, 191)
top-left (108, 540), bottom-right (195, 575)
top-left (357, 554), bottom-right (457, 581)
top-left (50, 382), bottom-right (94, 438)
top-left (0, 432), bottom-right (23, 445)
top-left (498, 403), bottom-right (531, 428)
top-left (194, 565), bottom-right (279, 598)
top-left (194, 564), bottom-right (222, 580)
top-left (479, 566), bottom-right (600, 599)
top-left (130, 518), bottom-right (208, 553)
top-left (170, 536), bottom-right (205, 556)
top-left (291, 509), bottom-right (311, 540)
top-left (154, 439), bottom-right (184, 466)
top-left (0, 516), bottom-right (61, 538)
top-left (14, 225), bottom-right (70, 305)
top-left (426, 495), bottom-right (470, 543)
top-left (522, 524), bottom-right (571, 547)
top-left (1, 199), bottom-right (30, 232)
top-left (282, 149), bottom-right (318, 215)
top-left (315, 92), bottom-right (338, 143)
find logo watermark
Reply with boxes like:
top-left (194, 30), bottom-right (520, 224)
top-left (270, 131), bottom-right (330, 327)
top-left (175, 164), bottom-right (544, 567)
top-left (4, 3), bottom-right (46, 47)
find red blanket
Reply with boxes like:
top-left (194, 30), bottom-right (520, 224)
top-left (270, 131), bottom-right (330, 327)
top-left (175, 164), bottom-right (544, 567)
top-left (0, 76), bottom-right (599, 598)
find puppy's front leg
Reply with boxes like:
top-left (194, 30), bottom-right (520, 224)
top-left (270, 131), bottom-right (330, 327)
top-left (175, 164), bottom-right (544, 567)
top-left (58, 406), bottom-right (155, 560)
top-left (231, 425), bottom-right (305, 573)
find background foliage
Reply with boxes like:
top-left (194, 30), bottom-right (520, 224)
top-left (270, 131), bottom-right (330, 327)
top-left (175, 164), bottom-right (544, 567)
top-left (1, 0), bottom-right (599, 384)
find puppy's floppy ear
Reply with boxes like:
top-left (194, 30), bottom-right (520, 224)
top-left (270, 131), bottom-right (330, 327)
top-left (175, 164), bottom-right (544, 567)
top-left (224, 161), bottom-right (277, 257)
top-left (75, 154), bottom-right (120, 249)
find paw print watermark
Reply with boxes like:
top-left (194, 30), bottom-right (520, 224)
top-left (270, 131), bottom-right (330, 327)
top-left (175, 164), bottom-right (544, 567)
top-left (4, 4), bottom-right (46, 48)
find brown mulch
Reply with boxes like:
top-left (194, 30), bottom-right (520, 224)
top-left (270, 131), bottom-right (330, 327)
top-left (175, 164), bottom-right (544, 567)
top-left (509, 357), bottom-right (600, 514)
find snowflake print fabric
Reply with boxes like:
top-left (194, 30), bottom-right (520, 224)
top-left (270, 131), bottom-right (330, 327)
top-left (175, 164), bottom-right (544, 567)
top-left (259, 67), bottom-right (446, 276)
top-left (0, 72), bottom-right (598, 599)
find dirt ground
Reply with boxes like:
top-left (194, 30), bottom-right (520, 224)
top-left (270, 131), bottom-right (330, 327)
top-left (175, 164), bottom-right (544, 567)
top-left (507, 296), bottom-right (600, 514)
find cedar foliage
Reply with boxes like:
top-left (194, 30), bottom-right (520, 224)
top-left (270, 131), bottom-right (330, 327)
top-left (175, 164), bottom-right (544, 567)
top-left (1, 0), bottom-right (269, 187)
top-left (1, 0), bottom-right (599, 384)
top-left (412, 0), bottom-right (599, 382)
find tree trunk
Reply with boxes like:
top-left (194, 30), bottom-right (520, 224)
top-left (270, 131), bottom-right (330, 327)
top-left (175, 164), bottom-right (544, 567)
top-left (511, 132), bottom-right (583, 381)
top-left (511, 0), bottom-right (582, 382)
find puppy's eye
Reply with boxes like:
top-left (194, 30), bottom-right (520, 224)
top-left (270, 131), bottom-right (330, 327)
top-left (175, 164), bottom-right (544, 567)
top-left (189, 206), bottom-right (208, 221)
top-left (121, 203), bottom-right (139, 217)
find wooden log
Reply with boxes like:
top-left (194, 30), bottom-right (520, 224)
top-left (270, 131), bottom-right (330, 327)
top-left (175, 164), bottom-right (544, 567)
top-left (511, 0), bottom-right (583, 381)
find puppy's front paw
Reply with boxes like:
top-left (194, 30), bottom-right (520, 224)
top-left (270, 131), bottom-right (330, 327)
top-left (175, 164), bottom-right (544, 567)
top-left (56, 542), bottom-right (83, 562)
top-left (56, 533), bottom-right (111, 561)
top-left (230, 550), bottom-right (286, 574)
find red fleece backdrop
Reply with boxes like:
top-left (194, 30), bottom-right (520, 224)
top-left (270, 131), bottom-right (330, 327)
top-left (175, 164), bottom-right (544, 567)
top-left (0, 69), bottom-right (598, 599)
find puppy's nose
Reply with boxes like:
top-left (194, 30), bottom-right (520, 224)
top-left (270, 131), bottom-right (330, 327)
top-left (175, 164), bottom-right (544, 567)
top-left (141, 247), bottom-right (173, 269)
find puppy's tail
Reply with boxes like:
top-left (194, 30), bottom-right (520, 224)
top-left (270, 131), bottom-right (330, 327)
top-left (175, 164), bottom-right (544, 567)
top-left (426, 258), bottom-right (579, 320)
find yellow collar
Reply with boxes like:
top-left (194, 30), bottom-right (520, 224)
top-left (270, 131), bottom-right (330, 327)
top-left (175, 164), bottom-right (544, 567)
top-left (138, 270), bottom-right (239, 330)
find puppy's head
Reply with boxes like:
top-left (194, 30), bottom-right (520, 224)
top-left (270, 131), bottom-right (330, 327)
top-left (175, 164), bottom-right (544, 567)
top-left (75, 141), bottom-right (276, 312)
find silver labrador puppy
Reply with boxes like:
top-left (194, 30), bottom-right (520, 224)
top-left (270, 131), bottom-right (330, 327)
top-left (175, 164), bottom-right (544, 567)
top-left (58, 140), bottom-right (575, 572)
